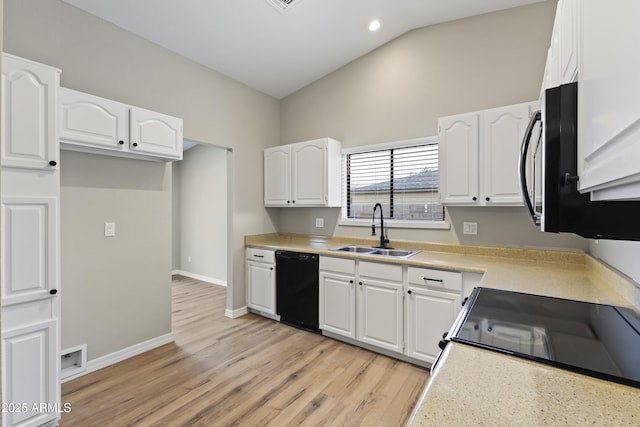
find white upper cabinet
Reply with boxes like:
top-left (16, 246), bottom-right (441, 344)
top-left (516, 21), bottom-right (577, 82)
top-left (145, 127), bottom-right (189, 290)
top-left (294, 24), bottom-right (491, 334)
top-left (482, 103), bottom-right (535, 204)
top-left (129, 106), bottom-right (183, 159)
top-left (576, 0), bottom-right (640, 200)
top-left (291, 140), bottom-right (327, 206)
top-left (264, 145), bottom-right (292, 206)
top-left (558, 0), bottom-right (578, 84)
top-left (439, 101), bottom-right (538, 206)
top-left (1, 53), bottom-right (60, 171)
top-left (439, 113), bottom-right (479, 205)
top-left (541, 0), bottom-right (640, 200)
top-left (59, 87), bottom-right (183, 161)
top-left (542, 0), bottom-right (577, 92)
top-left (60, 87), bottom-right (128, 150)
top-left (264, 138), bottom-right (341, 207)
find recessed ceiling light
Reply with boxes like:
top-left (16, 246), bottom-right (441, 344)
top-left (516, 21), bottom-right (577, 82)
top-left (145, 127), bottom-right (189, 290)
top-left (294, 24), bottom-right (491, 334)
top-left (368, 19), bottom-right (382, 32)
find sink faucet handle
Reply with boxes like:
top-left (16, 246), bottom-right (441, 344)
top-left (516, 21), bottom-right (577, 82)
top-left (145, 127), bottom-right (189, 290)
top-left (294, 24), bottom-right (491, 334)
top-left (371, 224), bottom-right (377, 236)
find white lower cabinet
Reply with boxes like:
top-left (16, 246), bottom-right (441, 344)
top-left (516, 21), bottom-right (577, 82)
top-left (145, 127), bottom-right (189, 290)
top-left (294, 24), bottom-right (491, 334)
top-left (357, 262), bottom-right (403, 354)
top-left (319, 255), bottom-right (469, 365)
top-left (2, 319), bottom-right (59, 427)
top-left (319, 257), bottom-right (356, 339)
top-left (405, 287), bottom-right (461, 364)
top-left (246, 248), bottom-right (276, 315)
top-left (405, 267), bottom-right (463, 364)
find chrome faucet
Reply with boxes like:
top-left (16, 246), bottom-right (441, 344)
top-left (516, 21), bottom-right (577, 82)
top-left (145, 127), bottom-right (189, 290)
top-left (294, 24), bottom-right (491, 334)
top-left (371, 203), bottom-right (390, 249)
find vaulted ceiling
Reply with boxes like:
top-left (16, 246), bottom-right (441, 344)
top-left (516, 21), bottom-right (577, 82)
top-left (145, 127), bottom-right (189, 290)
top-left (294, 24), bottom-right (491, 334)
top-left (62, 0), bottom-right (545, 99)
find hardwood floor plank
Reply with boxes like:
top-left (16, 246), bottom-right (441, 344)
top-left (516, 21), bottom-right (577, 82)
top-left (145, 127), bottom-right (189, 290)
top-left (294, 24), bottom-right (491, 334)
top-left (60, 275), bottom-right (429, 426)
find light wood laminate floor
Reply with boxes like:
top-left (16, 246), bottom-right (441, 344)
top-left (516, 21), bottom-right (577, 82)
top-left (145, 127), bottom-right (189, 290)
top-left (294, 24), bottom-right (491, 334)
top-left (61, 275), bottom-right (429, 426)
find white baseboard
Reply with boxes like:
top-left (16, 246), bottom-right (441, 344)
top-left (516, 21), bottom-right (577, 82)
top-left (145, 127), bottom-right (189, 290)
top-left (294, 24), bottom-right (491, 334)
top-left (225, 306), bottom-right (248, 319)
top-left (172, 270), bottom-right (227, 287)
top-left (62, 333), bottom-right (174, 383)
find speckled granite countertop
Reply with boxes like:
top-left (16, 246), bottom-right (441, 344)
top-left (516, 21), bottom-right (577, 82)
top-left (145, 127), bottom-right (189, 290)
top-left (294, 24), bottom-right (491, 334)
top-left (245, 233), bottom-right (640, 426)
top-left (245, 233), bottom-right (637, 307)
top-left (409, 344), bottom-right (640, 426)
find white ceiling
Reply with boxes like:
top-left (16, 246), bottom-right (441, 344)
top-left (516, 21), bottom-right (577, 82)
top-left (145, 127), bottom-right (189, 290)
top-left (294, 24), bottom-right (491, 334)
top-left (62, 0), bottom-right (544, 99)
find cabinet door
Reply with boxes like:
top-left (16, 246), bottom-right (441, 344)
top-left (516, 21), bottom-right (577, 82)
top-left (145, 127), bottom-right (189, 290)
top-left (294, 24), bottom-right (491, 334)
top-left (319, 271), bottom-right (356, 339)
top-left (1, 54), bottom-right (59, 171)
top-left (2, 319), bottom-right (59, 427)
top-left (357, 278), bottom-right (403, 353)
top-left (129, 106), bottom-right (183, 160)
top-left (246, 260), bottom-right (275, 315)
top-left (438, 113), bottom-right (479, 205)
top-left (558, 0), bottom-right (578, 84)
top-left (264, 146), bottom-right (291, 206)
top-left (406, 287), bottom-right (461, 364)
top-left (542, 4), bottom-right (561, 92)
top-left (577, 0), bottom-right (640, 200)
top-left (291, 139), bottom-right (326, 206)
top-left (1, 197), bottom-right (58, 307)
top-left (481, 103), bottom-right (532, 205)
top-left (59, 87), bottom-right (128, 150)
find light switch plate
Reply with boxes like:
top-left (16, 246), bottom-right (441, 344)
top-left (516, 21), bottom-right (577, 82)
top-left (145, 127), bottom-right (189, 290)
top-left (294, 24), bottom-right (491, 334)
top-left (104, 222), bottom-right (116, 237)
top-left (315, 218), bottom-right (324, 228)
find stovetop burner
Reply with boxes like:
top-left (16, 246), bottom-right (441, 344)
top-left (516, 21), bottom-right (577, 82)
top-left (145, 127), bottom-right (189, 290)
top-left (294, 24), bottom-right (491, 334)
top-left (449, 287), bottom-right (640, 388)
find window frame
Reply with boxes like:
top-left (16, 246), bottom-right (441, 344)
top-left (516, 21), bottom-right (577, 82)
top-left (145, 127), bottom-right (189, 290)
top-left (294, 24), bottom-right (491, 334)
top-left (339, 136), bottom-right (450, 230)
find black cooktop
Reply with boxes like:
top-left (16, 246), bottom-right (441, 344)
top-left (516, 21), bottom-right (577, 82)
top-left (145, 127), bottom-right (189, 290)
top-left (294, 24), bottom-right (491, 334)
top-left (449, 287), bottom-right (640, 388)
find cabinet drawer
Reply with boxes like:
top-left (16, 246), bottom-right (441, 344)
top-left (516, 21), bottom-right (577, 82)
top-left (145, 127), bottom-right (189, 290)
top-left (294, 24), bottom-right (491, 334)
top-left (320, 256), bottom-right (355, 275)
top-left (246, 248), bottom-right (275, 263)
top-left (359, 261), bottom-right (402, 282)
top-left (407, 266), bottom-right (462, 291)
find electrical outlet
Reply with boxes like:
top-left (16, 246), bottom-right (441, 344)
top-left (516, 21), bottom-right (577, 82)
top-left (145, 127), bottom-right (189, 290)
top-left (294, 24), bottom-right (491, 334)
top-left (104, 222), bottom-right (116, 237)
top-left (188, 256), bottom-right (192, 263)
top-left (463, 222), bottom-right (478, 235)
top-left (315, 218), bottom-right (324, 228)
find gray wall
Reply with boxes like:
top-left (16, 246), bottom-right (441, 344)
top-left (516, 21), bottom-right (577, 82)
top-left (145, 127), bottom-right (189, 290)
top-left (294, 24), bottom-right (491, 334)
top-left (279, 1), bottom-right (586, 251)
top-left (590, 240), bottom-right (640, 296)
top-left (172, 157), bottom-right (182, 271)
top-left (4, 0), bottom-right (279, 357)
top-left (60, 151), bottom-right (172, 359)
top-left (172, 144), bottom-right (228, 285)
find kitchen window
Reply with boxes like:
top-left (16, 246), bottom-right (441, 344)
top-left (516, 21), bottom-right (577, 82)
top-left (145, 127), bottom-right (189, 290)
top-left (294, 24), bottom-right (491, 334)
top-left (341, 137), bottom-right (448, 229)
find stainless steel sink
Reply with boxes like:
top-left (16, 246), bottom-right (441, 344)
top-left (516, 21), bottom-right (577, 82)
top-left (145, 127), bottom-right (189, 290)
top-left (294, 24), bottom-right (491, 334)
top-left (370, 248), bottom-right (419, 258)
top-left (330, 245), bottom-right (377, 254)
top-left (330, 245), bottom-right (419, 258)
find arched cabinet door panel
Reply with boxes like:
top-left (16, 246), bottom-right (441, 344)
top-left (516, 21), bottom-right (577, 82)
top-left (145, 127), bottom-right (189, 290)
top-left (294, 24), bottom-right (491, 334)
top-left (130, 106), bottom-right (183, 160)
top-left (1, 54), bottom-right (60, 171)
top-left (59, 87), bottom-right (128, 150)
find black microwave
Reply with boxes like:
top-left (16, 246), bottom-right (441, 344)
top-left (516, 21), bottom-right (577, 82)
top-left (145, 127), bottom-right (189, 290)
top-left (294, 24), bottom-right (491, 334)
top-left (519, 82), bottom-right (640, 240)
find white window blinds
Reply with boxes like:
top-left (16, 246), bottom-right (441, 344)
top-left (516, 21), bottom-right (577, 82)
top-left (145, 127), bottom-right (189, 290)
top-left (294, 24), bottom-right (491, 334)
top-left (345, 141), bottom-right (444, 221)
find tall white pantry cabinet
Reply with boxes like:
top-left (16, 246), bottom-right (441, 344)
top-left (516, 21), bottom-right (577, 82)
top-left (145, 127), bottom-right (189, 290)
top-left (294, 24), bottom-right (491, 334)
top-left (1, 53), bottom-right (62, 427)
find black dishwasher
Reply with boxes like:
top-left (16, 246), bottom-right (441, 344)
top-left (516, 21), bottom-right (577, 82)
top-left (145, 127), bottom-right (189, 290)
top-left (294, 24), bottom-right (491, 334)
top-left (275, 250), bottom-right (320, 333)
